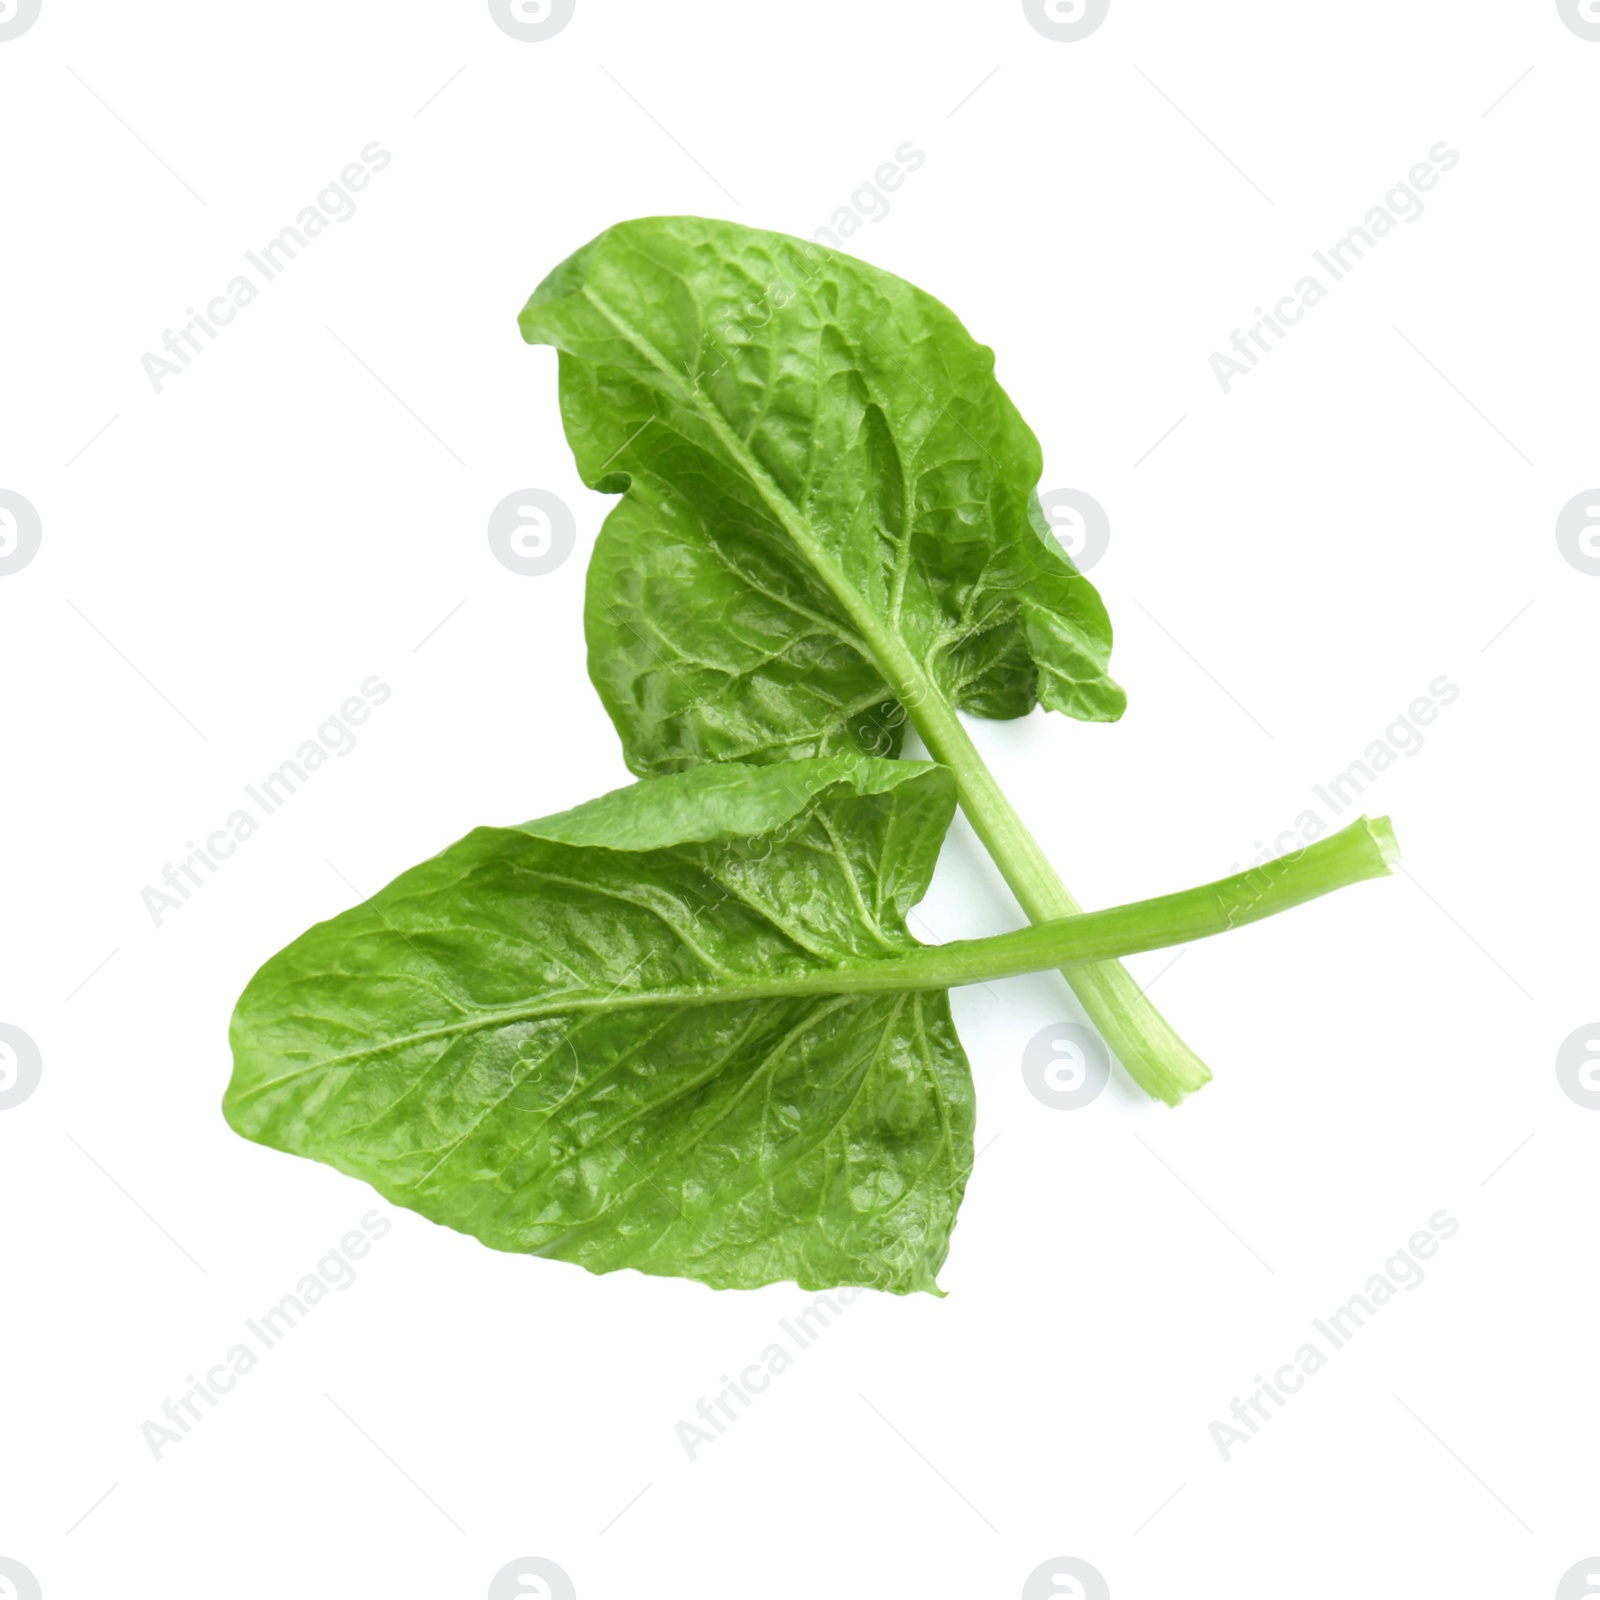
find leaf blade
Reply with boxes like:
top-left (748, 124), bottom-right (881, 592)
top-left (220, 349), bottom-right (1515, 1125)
top-left (520, 215), bottom-right (1125, 775)
top-left (225, 757), bottom-right (974, 1294)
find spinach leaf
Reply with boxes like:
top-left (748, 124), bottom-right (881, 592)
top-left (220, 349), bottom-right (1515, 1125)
top-left (520, 218), bottom-right (1124, 770)
top-left (224, 739), bottom-right (1398, 1294)
top-left (518, 217), bottom-right (1208, 1105)
top-left (225, 757), bottom-right (976, 1294)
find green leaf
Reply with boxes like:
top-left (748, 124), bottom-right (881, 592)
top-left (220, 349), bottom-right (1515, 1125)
top-left (519, 215), bottom-right (1125, 775)
top-left (224, 757), bottom-right (975, 1295)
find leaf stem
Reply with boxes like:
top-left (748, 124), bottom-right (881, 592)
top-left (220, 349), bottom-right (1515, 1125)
top-left (901, 693), bottom-right (1238, 1104)
top-left (782, 815), bottom-right (1398, 1005)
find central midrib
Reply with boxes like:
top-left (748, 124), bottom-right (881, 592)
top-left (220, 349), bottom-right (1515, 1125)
top-left (233, 964), bottom-right (936, 1100)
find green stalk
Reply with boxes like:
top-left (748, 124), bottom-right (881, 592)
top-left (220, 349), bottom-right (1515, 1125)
top-left (772, 814), bottom-right (1399, 1003)
top-left (907, 693), bottom-right (1238, 1104)
top-left (307, 817), bottom-right (1396, 1035)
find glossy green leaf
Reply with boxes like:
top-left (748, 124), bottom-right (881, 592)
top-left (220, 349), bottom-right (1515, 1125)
top-left (519, 215), bottom-right (1124, 774)
top-left (225, 757), bottom-right (975, 1295)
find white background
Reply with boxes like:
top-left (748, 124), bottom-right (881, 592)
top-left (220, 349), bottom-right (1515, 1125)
top-left (2, 2), bottom-right (1596, 1596)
